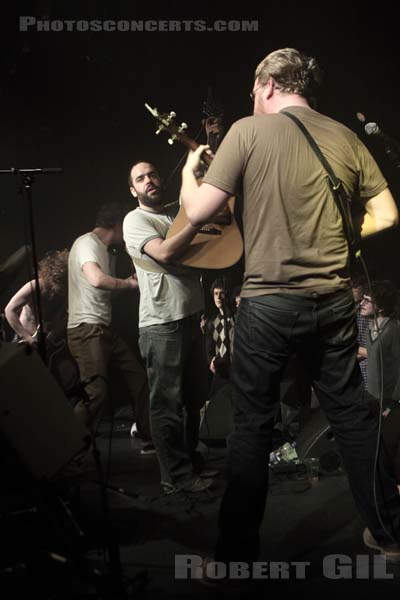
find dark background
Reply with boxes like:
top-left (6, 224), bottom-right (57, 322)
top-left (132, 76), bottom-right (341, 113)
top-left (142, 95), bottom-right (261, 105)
top-left (1, 1), bottom-right (400, 341)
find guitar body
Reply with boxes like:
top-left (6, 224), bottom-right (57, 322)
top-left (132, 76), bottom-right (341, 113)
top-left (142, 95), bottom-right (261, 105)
top-left (166, 197), bottom-right (243, 269)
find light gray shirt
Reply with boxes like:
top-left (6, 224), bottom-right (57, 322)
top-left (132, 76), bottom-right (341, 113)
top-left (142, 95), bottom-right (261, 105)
top-left (68, 232), bottom-right (115, 328)
top-left (123, 207), bottom-right (203, 327)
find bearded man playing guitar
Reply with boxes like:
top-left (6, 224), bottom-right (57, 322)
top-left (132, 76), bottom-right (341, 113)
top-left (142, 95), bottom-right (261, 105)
top-left (123, 159), bottom-right (218, 495)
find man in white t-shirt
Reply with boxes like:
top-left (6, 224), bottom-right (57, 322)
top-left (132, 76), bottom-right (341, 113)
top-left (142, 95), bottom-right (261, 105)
top-left (123, 162), bottom-right (215, 495)
top-left (68, 202), bottom-right (152, 447)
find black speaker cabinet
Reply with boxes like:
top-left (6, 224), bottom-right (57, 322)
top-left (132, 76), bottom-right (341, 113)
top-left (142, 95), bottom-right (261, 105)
top-left (295, 408), bottom-right (343, 474)
top-left (0, 342), bottom-right (89, 480)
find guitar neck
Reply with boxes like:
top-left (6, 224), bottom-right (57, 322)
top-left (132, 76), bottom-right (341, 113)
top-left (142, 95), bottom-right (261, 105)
top-left (177, 132), bottom-right (212, 167)
top-left (207, 131), bottom-right (221, 155)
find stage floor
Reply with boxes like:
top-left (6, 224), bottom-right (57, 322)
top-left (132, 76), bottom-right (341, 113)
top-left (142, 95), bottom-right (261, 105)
top-left (2, 415), bottom-right (400, 599)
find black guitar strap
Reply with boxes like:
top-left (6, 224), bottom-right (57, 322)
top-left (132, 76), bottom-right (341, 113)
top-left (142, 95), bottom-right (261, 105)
top-left (282, 110), bottom-right (359, 259)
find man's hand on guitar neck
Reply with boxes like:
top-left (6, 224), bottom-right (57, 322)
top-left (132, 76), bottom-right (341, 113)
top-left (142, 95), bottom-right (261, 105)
top-left (203, 116), bottom-right (224, 151)
top-left (184, 144), bottom-right (212, 174)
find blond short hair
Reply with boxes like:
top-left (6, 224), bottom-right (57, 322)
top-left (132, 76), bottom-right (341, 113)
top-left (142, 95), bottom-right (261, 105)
top-left (255, 48), bottom-right (322, 105)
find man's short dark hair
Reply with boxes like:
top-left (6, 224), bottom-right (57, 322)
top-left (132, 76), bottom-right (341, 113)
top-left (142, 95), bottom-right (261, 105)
top-left (350, 275), bottom-right (367, 292)
top-left (210, 278), bottom-right (228, 294)
top-left (370, 280), bottom-right (399, 318)
top-left (128, 160), bottom-right (159, 188)
top-left (95, 202), bottom-right (131, 229)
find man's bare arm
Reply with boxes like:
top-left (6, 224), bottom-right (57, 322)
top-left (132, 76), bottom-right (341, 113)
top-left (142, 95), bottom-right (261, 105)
top-left (142, 222), bottom-right (200, 264)
top-left (180, 145), bottom-right (231, 226)
top-left (82, 262), bottom-right (138, 291)
top-left (361, 188), bottom-right (398, 238)
top-left (4, 280), bottom-right (38, 343)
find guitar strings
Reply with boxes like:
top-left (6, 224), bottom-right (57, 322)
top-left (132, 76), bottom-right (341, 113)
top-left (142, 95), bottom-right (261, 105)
top-left (163, 126), bottom-right (204, 199)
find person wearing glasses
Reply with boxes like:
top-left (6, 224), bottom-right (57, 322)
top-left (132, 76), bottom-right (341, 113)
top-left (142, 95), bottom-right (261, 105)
top-left (360, 281), bottom-right (400, 496)
top-left (181, 47), bottom-right (400, 581)
top-left (360, 281), bottom-right (400, 409)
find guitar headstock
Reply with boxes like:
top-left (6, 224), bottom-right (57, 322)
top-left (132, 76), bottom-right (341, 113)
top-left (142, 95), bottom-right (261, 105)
top-left (145, 102), bottom-right (212, 167)
top-left (145, 103), bottom-right (189, 146)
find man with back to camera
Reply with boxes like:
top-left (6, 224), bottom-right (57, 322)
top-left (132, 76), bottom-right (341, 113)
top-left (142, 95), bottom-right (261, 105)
top-left (180, 48), bottom-right (400, 576)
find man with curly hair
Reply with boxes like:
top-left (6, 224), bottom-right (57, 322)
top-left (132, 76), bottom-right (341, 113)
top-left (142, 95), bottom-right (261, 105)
top-left (181, 47), bottom-right (400, 574)
top-left (5, 249), bottom-right (69, 345)
top-left (4, 249), bottom-right (80, 401)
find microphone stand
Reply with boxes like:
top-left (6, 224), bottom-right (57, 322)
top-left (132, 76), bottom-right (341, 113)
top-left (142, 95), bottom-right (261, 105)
top-left (76, 378), bottom-right (148, 598)
top-left (0, 167), bottom-right (62, 363)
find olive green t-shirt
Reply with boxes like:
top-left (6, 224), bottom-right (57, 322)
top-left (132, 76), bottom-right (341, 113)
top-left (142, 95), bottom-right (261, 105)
top-left (203, 106), bottom-right (387, 296)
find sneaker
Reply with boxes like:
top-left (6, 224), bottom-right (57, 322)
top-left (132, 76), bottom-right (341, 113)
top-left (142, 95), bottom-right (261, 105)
top-left (161, 481), bottom-right (177, 496)
top-left (161, 476), bottom-right (213, 496)
top-left (196, 467), bottom-right (220, 478)
top-left (181, 476), bottom-right (213, 493)
top-left (192, 451), bottom-right (220, 478)
top-left (363, 528), bottom-right (400, 563)
top-left (140, 442), bottom-right (157, 456)
top-left (130, 422), bottom-right (138, 438)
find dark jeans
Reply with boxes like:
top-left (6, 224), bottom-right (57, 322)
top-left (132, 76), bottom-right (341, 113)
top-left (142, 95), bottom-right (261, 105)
top-left (68, 323), bottom-right (151, 439)
top-left (139, 314), bottom-right (208, 486)
top-left (382, 402), bottom-right (400, 484)
top-left (215, 290), bottom-right (400, 562)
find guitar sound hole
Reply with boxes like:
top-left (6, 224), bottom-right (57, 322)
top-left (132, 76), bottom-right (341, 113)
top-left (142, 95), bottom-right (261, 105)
top-left (211, 214), bottom-right (231, 226)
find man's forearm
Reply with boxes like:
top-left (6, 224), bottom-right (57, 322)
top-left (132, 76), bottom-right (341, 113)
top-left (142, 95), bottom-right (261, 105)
top-left (360, 212), bottom-right (397, 238)
top-left (4, 307), bottom-right (35, 342)
top-left (157, 221), bottom-right (200, 262)
top-left (181, 166), bottom-right (202, 225)
top-left (181, 160), bottom-right (232, 226)
top-left (94, 273), bottom-right (137, 291)
top-left (361, 188), bottom-right (399, 238)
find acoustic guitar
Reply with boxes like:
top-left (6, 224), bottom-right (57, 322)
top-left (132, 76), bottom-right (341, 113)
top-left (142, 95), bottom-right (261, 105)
top-left (145, 103), bottom-right (243, 269)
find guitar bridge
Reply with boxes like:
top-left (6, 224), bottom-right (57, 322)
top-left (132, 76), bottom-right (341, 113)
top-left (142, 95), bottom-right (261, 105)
top-left (199, 226), bottom-right (222, 236)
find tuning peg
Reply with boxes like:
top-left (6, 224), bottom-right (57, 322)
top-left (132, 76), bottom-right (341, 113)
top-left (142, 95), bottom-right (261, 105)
top-left (168, 135), bottom-right (177, 145)
top-left (179, 123), bottom-right (188, 132)
top-left (144, 102), bottom-right (159, 117)
top-left (156, 124), bottom-right (165, 135)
